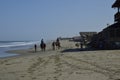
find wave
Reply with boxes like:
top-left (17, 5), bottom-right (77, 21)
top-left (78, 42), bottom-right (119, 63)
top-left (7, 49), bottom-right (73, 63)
top-left (0, 41), bottom-right (40, 48)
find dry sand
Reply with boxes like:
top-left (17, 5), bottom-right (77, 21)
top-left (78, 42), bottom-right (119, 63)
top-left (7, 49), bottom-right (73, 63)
top-left (0, 40), bottom-right (120, 80)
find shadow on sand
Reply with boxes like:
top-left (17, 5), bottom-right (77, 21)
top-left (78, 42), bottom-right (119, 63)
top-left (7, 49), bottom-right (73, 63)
top-left (61, 47), bottom-right (120, 53)
top-left (61, 48), bottom-right (92, 53)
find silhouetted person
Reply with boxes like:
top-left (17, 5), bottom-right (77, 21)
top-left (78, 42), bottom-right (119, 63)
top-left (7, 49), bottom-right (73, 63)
top-left (41, 39), bottom-right (44, 44)
top-left (56, 38), bottom-right (59, 42)
top-left (40, 39), bottom-right (46, 51)
top-left (34, 44), bottom-right (37, 52)
top-left (52, 41), bottom-right (56, 50)
top-left (56, 38), bottom-right (61, 49)
top-left (80, 42), bottom-right (83, 49)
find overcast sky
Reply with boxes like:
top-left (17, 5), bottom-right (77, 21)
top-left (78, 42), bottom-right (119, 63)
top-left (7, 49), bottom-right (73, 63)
top-left (0, 0), bottom-right (116, 41)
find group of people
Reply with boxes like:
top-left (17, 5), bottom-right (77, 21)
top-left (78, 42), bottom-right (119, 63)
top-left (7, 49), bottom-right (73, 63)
top-left (34, 38), bottom-right (61, 52)
top-left (34, 39), bottom-right (46, 52)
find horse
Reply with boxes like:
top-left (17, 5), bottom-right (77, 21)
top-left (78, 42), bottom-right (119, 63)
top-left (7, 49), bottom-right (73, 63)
top-left (55, 41), bottom-right (61, 49)
top-left (40, 43), bottom-right (46, 51)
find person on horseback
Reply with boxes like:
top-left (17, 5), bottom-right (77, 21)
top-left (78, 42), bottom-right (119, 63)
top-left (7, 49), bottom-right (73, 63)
top-left (41, 39), bottom-right (44, 44)
top-left (56, 38), bottom-right (59, 42)
top-left (56, 38), bottom-right (61, 49)
top-left (40, 39), bottom-right (46, 51)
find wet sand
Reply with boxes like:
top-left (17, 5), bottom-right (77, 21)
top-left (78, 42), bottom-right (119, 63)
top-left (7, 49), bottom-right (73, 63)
top-left (0, 40), bottom-right (120, 80)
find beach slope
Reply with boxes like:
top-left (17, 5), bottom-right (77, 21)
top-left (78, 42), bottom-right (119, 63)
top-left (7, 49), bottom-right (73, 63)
top-left (0, 40), bottom-right (120, 80)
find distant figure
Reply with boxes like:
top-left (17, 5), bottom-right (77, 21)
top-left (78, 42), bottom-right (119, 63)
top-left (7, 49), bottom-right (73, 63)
top-left (40, 39), bottom-right (46, 51)
top-left (34, 44), bottom-right (37, 52)
top-left (80, 42), bottom-right (83, 49)
top-left (56, 38), bottom-right (61, 49)
top-left (52, 41), bottom-right (56, 50)
top-left (56, 38), bottom-right (59, 42)
top-left (41, 39), bottom-right (44, 44)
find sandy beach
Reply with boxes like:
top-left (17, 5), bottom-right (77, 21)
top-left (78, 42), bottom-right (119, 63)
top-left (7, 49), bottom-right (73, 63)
top-left (0, 40), bottom-right (120, 80)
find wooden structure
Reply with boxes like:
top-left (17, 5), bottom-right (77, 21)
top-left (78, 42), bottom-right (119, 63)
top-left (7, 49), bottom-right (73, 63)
top-left (90, 0), bottom-right (120, 49)
top-left (112, 0), bottom-right (120, 22)
top-left (80, 32), bottom-right (97, 44)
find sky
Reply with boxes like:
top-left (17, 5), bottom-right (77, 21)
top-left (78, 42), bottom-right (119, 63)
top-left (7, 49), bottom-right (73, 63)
top-left (0, 0), bottom-right (116, 41)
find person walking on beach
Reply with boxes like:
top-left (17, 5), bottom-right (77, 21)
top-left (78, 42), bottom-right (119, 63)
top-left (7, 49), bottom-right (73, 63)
top-left (80, 42), bottom-right (83, 49)
top-left (34, 44), bottom-right (37, 52)
top-left (52, 41), bottom-right (56, 50)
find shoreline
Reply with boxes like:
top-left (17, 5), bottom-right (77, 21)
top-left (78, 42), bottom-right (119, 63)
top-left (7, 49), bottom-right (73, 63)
top-left (2, 39), bottom-right (120, 59)
top-left (0, 40), bottom-right (53, 59)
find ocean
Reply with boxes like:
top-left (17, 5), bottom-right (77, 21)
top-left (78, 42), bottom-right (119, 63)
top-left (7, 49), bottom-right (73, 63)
top-left (0, 41), bottom-right (40, 58)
